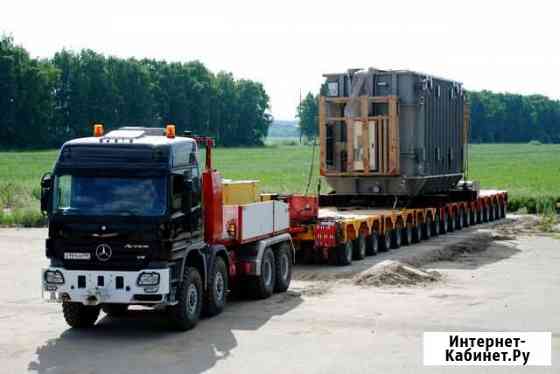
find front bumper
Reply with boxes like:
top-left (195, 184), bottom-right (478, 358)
top-left (41, 267), bottom-right (170, 305)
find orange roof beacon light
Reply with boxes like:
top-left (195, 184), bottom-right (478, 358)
top-left (93, 123), bottom-right (104, 137)
top-left (165, 124), bottom-right (176, 139)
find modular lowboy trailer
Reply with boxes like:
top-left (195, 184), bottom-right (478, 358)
top-left (288, 68), bottom-right (507, 265)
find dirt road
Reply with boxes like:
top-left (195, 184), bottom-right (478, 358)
top-left (1, 217), bottom-right (558, 373)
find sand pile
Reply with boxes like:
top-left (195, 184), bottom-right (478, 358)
top-left (353, 260), bottom-right (441, 287)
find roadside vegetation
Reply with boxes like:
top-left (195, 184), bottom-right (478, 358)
top-left (1, 143), bottom-right (559, 227)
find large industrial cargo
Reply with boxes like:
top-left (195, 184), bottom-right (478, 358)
top-left (320, 68), bottom-right (468, 196)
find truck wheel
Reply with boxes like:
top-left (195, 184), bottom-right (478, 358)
top-left (353, 235), bottom-right (366, 260)
top-left (247, 248), bottom-right (276, 298)
top-left (336, 240), bottom-right (353, 266)
top-left (366, 233), bottom-right (379, 256)
top-left (169, 267), bottom-right (203, 331)
top-left (463, 209), bottom-right (470, 227)
top-left (447, 215), bottom-right (455, 232)
top-left (204, 256), bottom-right (228, 317)
top-left (500, 203), bottom-right (507, 218)
top-left (102, 304), bottom-right (128, 317)
top-left (274, 243), bottom-right (292, 292)
top-left (62, 302), bottom-right (100, 328)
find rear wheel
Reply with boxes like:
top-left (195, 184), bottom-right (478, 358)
top-left (246, 248), bottom-right (276, 298)
top-left (336, 240), bottom-right (353, 266)
top-left (204, 256), bottom-right (228, 317)
top-left (63, 302), bottom-right (100, 328)
top-left (366, 232), bottom-right (379, 256)
top-left (168, 267), bottom-right (203, 331)
top-left (102, 304), bottom-right (128, 317)
top-left (274, 243), bottom-right (292, 292)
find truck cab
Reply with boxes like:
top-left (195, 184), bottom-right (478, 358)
top-left (41, 125), bottom-right (293, 330)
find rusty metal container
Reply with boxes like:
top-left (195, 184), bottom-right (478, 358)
top-left (320, 68), bottom-right (468, 196)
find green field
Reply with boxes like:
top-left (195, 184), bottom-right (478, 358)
top-left (1, 143), bottom-right (559, 225)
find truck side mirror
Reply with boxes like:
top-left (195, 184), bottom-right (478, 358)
top-left (40, 173), bottom-right (53, 215)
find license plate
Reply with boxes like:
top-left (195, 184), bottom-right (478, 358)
top-left (64, 252), bottom-right (91, 260)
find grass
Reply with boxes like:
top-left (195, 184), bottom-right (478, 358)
top-left (1, 143), bottom-right (559, 226)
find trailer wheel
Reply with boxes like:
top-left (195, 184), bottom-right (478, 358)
top-left (433, 214), bottom-right (441, 236)
top-left (381, 232), bottom-right (392, 251)
top-left (336, 240), bottom-right (353, 266)
top-left (204, 256), bottom-right (228, 317)
top-left (102, 304), bottom-right (128, 317)
top-left (246, 248), bottom-right (276, 298)
top-left (495, 204), bottom-right (501, 220)
top-left (483, 206), bottom-right (489, 222)
top-left (469, 210), bottom-right (476, 225)
top-left (456, 209), bottom-right (464, 230)
top-left (366, 233), bottom-right (379, 256)
top-left (500, 202), bottom-right (507, 218)
top-left (423, 216), bottom-right (432, 239)
top-left (169, 267), bottom-right (203, 331)
top-left (62, 302), bottom-right (100, 328)
top-left (391, 227), bottom-right (402, 249)
top-left (402, 225), bottom-right (413, 246)
top-left (463, 209), bottom-right (470, 228)
top-left (440, 215), bottom-right (447, 234)
top-left (274, 243), bottom-right (292, 292)
top-left (447, 214), bottom-right (455, 232)
top-left (353, 235), bottom-right (366, 260)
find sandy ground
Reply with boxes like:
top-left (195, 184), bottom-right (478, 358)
top-left (0, 216), bottom-right (559, 374)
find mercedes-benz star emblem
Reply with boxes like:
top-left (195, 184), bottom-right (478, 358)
top-left (95, 243), bottom-right (112, 262)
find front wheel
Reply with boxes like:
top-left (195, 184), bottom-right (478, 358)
top-left (274, 243), bottom-right (292, 292)
top-left (63, 302), bottom-right (100, 328)
top-left (168, 267), bottom-right (203, 331)
top-left (204, 256), bottom-right (228, 317)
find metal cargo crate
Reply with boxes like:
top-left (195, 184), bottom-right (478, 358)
top-left (320, 67), bottom-right (468, 196)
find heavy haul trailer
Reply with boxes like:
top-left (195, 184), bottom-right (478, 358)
top-left (290, 68), bottom-right (507, 265)
top-left (40, 125), bottom-right (294, 330)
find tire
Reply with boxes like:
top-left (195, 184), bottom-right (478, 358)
top-left (447, 215), bottom-right (455, 232)
top-left (63, 302), bottom-right (100, 328)
top-left (412, 225), bottom-right (421, 243)
top-left (500, 203), bottom-right (507, 218)
top-left (483, 207), bottom-right (489, 222)
top-left (391, 227), bottom-right (402, 249)
top-left (354, 235), bottom-right (366, 260)
top-left (204, 256), bottom-right (228, 317)
top-left (402, 225), bottom-right (413, 246)
top-left (463, 210), bottom-right (470, 227)
top-left (433, 214), bottom-right (441, 236)
top-left (488, 204), bottom-right (495, 221)
top-left (440, 215), bottom-right (448, 234)
top-left (423, 216), bottom-right (432, 240)
top-left (381, 232), bottom-right (392, 251)
top-left (366, 233), bottom-right (379, 256)
top-left (336, 240), bottom-right (353, 266)
top-left (274, 243), bottom-right (292, 292)
top-left (102, 304), bottom-right (128, 317)
top-left (168, 267), bottom-right (203, 331)
top-left (246, 248), bottom-right (276, 299)
top-left (456, 209), bottom-right (464, 230)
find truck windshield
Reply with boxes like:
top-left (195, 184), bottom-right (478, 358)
top-left (53, 175), bottom-right (167, 216)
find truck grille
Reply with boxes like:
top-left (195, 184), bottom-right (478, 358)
top-left (55, 240), bottom-right (154, 270)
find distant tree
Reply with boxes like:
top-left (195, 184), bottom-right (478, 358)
top-left (297, 92), bottom-right (318, 141)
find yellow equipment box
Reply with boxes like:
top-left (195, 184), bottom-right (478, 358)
top-left (222, 180), bottom-right (258, 205)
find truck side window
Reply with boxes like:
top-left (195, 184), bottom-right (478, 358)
top-left (171, 175), bottom-right (184, 211)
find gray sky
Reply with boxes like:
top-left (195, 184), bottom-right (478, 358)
top-left (2, 0), bottom-right (559, 120)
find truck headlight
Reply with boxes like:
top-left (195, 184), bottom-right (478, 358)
top-left (137, 272), bottom-right (160, 286)
top-left (44, 270), bottom-right (65, 284)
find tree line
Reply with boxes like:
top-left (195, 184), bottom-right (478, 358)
top-left (0, 35), bottom-right (272, 149)
top-left (297, 90), bottom-right (560, 143)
